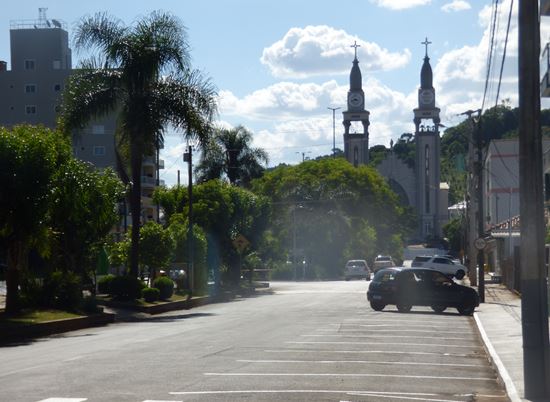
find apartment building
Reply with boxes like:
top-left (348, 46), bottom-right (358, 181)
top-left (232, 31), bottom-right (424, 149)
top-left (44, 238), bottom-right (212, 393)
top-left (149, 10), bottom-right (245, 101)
top-left (0, 10), bottom-right (164, 224)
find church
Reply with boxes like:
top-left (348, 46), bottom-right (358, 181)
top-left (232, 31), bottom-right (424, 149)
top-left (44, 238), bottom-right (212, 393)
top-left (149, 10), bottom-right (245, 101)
top-left (341, 39), bottom-right (448, 241)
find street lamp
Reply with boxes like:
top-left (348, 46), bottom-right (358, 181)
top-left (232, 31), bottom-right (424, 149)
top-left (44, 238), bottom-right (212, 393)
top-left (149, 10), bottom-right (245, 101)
top-left (328, 106), bottom-right (341, 157)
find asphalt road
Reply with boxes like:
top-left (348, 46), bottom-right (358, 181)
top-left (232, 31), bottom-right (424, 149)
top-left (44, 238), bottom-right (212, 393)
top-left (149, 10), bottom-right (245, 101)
top-left (0, 280), bottom-right (508, 402)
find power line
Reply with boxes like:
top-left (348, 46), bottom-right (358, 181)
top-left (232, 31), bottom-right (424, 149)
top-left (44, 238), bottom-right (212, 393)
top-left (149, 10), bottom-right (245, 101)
top-left (495, 0), bottom-right (514, 108)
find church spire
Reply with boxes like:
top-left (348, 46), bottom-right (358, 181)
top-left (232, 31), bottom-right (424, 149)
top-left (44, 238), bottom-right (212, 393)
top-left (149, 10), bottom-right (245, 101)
top-left (349, 41), bottom-right (362, 90)
top-left (420, 37), bottom-right (433, 89)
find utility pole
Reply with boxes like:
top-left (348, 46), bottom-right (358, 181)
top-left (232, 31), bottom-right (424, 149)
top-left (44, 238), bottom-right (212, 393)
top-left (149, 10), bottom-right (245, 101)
top-left (328, 106), bottom-right (341, 157)
top-left (183, 145), bottom-right (194, 295)
top-left (296, 151), bottom-right (311, 162)
top-left (518, 0), bottom-right (550, 398)
top-left (461, 109), bottom-right (482, 293)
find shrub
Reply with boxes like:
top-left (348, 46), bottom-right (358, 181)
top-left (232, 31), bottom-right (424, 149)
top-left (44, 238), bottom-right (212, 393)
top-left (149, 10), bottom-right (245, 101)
top-left (80, 296), bottom-right (102, 314)
top-left (43, 271), bottom-right (82, 311)
top-left (110, 275), bottom-right (145, 300)
top-left (152, 276), bottom-right (174, 300)
top-left (97, 274), bottom-right (116, 295)
top-left (142, 287), bottom-right (160, 303)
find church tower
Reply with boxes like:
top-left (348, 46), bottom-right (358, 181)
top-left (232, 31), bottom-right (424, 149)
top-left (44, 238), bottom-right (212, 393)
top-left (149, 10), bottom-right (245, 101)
top-left (414, 38), bottom-right (442, 239)
top-left (343, 42), bottom-right (370, 166)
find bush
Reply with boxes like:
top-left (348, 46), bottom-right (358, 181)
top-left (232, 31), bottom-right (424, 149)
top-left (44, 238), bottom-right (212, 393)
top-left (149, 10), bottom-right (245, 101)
top-left (80, 296), bottom-right (102, 314)
top-left (152, 276), bottom-right (174, 300)
top-left (43, 271), bottom-right (82, 311)
top-left (142, 287), bottom-right (160, 303)
top-left (97, 274), bottom-right (116, 295)
top-left (110, 275), bottom-right (145, 300)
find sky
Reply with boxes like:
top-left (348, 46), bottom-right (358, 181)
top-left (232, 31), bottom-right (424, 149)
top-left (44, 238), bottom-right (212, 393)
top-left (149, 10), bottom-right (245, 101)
top-left (2, 0), bottom-right (550, 186)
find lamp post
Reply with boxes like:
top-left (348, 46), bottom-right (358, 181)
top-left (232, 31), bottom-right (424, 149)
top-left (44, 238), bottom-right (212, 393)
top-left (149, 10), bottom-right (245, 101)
top-left (328, 106), bottom-right (341, 157)
top-left (183, 145), bottom-right (194, 295)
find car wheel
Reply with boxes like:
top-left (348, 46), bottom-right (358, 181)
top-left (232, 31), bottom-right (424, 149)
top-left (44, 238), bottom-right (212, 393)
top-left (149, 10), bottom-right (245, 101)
top-left (396, 303), bottom-right (412, 313)
top-left (431, 305), bottom-right (446, 313)
top-left (455, 269), bottom-right (465, 280)
top-left (457, 300), bottom-right (475, 315)
top-left (370, 301), bottom-right (385, 311)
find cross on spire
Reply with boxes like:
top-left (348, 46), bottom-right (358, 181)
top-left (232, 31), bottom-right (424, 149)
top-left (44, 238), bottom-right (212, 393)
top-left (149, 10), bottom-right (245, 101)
top-left (421, 37), bottom-right (432, 57)
top-left (350, 40), bottom-right (361, 60)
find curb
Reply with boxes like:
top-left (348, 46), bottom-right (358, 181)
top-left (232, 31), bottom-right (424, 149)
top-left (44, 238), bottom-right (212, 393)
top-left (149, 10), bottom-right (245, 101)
top-left (474, 311), bottom-right (521, 402)
top-left (0, 312), bottom-right (115, 343)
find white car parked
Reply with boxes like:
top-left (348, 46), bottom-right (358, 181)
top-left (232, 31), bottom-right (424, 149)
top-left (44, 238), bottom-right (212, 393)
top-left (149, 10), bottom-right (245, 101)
top-left (410, 255), bottom-right (468, 279)
top-left (344, 259), bottom-right (371, 281)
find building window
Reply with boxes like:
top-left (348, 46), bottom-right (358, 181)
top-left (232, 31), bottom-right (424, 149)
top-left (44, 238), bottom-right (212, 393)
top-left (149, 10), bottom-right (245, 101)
top-left (53, 60), bottom-right (61, 69)
top-left (53, 83), bottom-right (61, 92)
top-left (24, 60), bottom-right (35, 70)
top-left (92, 125), bottom-right (105, 135)
top-left (93, 146), bottom-right (106, 156)
top-left (25, 105), bottom-right (36, 114)
top-left (25, 84), bottom-right (36, 94)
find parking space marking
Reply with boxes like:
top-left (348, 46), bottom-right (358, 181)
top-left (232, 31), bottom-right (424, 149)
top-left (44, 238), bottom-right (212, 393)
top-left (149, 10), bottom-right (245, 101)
top-left (286, 341), bottom-right (482, 349)
top-left (236, 359), bottom-right (482, 367)
top-left (169, 389), bottom-right (470, 401)
top-left (203, 372), bottom-right (495, 381)
top-left (37, 399), bottom-right (87, 402)
top-left (301, 334), bottom-right (472, 341)
top-left (263, 349), bottom-right (477, 357)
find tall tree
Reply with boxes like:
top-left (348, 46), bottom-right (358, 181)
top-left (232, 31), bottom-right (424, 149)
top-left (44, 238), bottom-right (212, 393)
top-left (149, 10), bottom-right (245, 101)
top-left (61, 11), bottom-right (217, 277)
top-left (0, 125), bottom-right (70, 313)
top-left (195, 125), bottom-right (268, 186)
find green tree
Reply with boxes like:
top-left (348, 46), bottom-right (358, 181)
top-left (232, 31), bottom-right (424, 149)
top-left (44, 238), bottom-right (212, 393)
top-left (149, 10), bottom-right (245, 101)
top-left (50, 159), bottom-right (125, 278)
top-left (61, 11), bottom-right (217, 278)
top-left (195, 126), bottom-right (268, 186)
top-left (0, 125), bottom-right (70, 313)
top-left (139, 221), bottom-right (175, 283)
top-left (252, 158), bottom-right (413, 278)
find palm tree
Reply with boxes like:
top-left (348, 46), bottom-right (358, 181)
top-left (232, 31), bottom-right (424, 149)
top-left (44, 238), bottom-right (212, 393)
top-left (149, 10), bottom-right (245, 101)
top-left (195, 125), bottom-right (268, 186)
top-left (61, 11), bottom-right (217, 277)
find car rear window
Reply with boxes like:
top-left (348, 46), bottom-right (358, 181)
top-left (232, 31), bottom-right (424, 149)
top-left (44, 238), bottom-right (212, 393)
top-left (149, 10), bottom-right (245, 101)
top-left (372, 270), bottom-right (398, 283)
top-left (346, 260), bottom-right (366, 268)
top-left (413, 256), bottom-right (430, 262)
top-left (376, 256), bottom-right (391, 261)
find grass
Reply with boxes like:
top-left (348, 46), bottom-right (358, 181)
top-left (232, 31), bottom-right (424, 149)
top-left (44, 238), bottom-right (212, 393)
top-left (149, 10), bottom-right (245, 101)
top-left (96, 291), bottom-right (190, 307)
top-left (0, 309), bottom-right (83, 329)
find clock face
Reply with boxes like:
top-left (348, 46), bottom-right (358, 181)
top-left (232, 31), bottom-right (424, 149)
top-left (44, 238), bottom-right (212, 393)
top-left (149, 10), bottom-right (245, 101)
top-left (349, 93), bottom-right (363, 107)
top-left (420, 89), bottom-right (434, 105)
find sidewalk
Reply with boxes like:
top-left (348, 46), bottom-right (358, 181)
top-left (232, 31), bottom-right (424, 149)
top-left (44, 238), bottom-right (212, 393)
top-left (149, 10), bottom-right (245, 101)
top-left (473, 281), bottom-right (547, 402)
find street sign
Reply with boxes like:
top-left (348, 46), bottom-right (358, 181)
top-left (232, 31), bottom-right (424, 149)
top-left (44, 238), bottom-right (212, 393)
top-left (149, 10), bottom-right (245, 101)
top-left (474, 237), bottom-right (487, 250)
top-left (233, 234), bottom-right (250, 253)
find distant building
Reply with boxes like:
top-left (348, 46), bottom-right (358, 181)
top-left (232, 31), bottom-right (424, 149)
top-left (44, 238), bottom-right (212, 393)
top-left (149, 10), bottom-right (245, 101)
top-left (0, 9), bottom-right (164, 225)
top-left (342, 38), bottom-right (447, 240)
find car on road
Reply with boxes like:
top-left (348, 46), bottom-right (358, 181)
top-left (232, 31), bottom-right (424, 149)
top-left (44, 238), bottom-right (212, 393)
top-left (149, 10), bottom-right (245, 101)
top-left (373, 255), bottom-right (395, 272)
top-left (344, 259), bottom-right (371, 281)
top-left (411, 255), bottom-right (468, 279)
top-left (366, 267), bottom-right (479, 315)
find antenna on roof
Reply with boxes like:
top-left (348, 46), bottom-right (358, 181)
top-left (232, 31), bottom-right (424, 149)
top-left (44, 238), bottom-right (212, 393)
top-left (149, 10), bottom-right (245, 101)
top-left (51, 19), bottom-right (61, 28)
top-left (38, 7), bottom-right (48, 21)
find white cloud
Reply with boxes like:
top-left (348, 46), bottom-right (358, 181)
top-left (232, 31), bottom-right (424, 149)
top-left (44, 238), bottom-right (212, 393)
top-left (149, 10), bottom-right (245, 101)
top-left (370, 0), bottom-right (431, 10)
top-left (261, 25), bottom-right (411, 79)
top-left (441, 1), bottom-right (471, 13)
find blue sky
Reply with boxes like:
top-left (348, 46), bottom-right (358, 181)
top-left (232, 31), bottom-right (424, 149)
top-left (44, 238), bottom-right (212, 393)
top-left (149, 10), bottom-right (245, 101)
top-left (2, 0), bottom-right (545, 186)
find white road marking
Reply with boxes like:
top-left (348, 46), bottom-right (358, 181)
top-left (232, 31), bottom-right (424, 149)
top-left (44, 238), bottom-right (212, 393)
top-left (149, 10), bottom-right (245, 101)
top-left (37, 399), bottom-right (87, 402)
top-left (302, 334), bottom-right (472, 341)
top-left (143, 400), bottom-right (183, 402)
top-left (236, 359), bottom-right (481, 367)
top-left (169, 389), bottom-right (473, 401)
top-left (203, 372), bottom-right (495, 381)
top-left (264, 349), bottom-right (476, 357)
top-left (286, 341), bottom-right (482, 349)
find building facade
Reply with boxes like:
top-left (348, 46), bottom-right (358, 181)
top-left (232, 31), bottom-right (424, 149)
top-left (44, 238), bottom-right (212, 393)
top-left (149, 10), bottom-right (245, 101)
top-left (0, 10), bottom-right (164, 224)
top-left (343, 39), bottom-right (447, 240)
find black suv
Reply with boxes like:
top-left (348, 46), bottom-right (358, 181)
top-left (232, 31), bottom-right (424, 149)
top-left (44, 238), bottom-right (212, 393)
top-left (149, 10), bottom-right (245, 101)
top-left (367, 267), bottom-right (479, 315)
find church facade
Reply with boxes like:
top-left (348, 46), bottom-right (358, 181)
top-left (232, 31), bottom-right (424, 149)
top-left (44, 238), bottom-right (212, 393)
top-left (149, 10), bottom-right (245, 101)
top-left (342, 39), bottom-right (448, 240)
